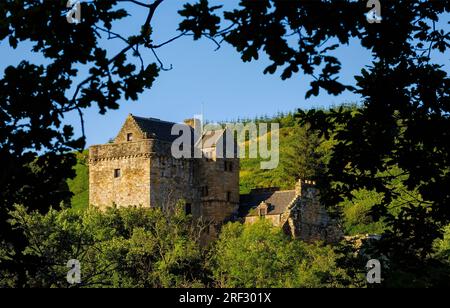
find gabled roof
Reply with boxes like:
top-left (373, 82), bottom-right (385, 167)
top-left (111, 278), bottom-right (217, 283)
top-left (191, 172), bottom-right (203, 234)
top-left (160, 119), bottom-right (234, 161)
top-left (131, 115), bottom-right (228, 148)
top-left (239, 190), bottom-right (297, 217)
top-left (131, 115), bottom-right (191, 143)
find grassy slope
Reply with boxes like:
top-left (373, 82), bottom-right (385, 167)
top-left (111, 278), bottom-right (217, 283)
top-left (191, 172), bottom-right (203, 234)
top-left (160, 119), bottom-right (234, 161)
top-left (67, 150), bottom-right (89, 211)
top-left (239, 127), bottom-right (297, 194)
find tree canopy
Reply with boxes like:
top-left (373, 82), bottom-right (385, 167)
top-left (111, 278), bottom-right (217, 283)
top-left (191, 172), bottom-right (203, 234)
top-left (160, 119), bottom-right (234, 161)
top-left (1, 203), bottom-right (208, 288)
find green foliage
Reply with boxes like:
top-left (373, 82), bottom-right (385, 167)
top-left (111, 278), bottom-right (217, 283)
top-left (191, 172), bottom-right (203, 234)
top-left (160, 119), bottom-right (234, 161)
top-left (239, 117), bottom-right (327, 194)
top-left (433, 225), bottom-right (450, 264)
top-left (1, 203), bottom-right (207, 288)
top-left (2, 201), bottom-right (449, 288)
top-left (339, 189), bottom-right (386, 236)
top-left (282, 124), bottom-right (325, 181)
top-left (0, 241), bottom-right (17, 288)
top-left (2, 204), bottom-right (370, 288)
top-left (293, 3), bottom-right (450, 261)
top-left (239, 127), bottom-right (295, 193)
top-left (211, 220), bottom-right (353, 288)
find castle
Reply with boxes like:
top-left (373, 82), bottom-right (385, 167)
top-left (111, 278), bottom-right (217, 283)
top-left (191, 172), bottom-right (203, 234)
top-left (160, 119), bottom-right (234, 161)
top-left (89, 114), bottom-right (341, 242)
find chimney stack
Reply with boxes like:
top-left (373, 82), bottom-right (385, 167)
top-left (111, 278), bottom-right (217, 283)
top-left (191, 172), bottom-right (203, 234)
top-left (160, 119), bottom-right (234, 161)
top-left (184, 118), bottom-right (195, 128)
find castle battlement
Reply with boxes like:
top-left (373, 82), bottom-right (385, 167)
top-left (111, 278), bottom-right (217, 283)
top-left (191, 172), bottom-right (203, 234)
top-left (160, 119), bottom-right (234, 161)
top-left (89, 139), bottom-right (155, 162)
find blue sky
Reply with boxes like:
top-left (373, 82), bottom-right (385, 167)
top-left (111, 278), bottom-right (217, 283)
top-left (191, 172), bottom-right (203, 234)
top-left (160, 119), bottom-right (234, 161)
top-left (0, 0), bottom-right (448, 147)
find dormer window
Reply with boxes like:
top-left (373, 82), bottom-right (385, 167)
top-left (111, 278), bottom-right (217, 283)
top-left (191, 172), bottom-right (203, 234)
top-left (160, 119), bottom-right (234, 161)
top-left (127, 133), bottom-right (133, 142)
top-left (258, 202), bottom-right (268, 217)
top-left (259, 208), bottom-right (267, 217)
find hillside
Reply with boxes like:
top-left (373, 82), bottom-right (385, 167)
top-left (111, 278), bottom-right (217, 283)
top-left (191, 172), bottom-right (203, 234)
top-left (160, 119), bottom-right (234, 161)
top-left (239, 126), bottom-right (301, 194)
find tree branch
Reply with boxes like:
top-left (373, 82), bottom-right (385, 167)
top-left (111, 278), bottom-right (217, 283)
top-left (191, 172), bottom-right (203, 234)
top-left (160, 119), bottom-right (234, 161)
top-left (150, 32), bottom-right (187, 49)
top-left (117, 0), bottom-right (152, 8)
top-left (151, 48), bottom-right (172, 71)
top-left (65, 0), bottom-right (165, 139)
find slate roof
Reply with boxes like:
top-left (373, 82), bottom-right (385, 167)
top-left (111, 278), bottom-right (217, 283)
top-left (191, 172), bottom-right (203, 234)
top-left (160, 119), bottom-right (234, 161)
top-left (132, 115), bottom-right (186, 143)
top-left (239, 190), bottom-right (297, 217)
top-left (131, 115), bottom-right (229, 148)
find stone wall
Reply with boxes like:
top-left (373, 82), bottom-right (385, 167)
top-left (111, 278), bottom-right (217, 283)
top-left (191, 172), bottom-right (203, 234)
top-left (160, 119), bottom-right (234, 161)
top-left (149, 140), bottom-right (198, 214)
top-left (195, 155), bottom-right (240, 243)
top-left (89, 140), bottom-right (152, 209)
top-left (244, 214), bottom-right (282, 226)
top-left (284, 180), bottom-right (342, 243)
top-left (197, 157), bottom-right (240, 223)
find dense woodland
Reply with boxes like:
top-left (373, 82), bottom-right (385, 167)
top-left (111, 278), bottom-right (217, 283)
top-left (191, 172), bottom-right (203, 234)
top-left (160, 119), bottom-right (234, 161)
top-left (1, 1), bottom-right (449, 287)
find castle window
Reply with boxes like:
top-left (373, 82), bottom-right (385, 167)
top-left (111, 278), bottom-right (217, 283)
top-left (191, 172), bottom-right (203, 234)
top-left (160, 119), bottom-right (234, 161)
top-left (127, 133), bottom-right (133, 142)
top-left (224, 161), bottom-right (233, 172)
top-left (226, 191), bottom-right (231, 202)
top-left (185, 203), bottom-right (192, 215)
top-left (114, 169), bottom-right (121, 178)
top-left (200, 186), bottom-right (209, 197)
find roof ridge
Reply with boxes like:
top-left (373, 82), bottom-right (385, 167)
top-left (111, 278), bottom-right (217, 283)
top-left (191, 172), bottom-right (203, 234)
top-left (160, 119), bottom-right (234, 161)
top-left (246, 189), bottom-right (295, 195)
top-left (131, 115), bottom-right (177, 125)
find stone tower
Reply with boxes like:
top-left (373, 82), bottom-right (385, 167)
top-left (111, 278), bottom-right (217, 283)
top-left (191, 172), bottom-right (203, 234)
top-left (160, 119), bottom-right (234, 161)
top-left (89, 114), bottom-right (239, 235)
top-left (197, 128), bottom-right (240, 237)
